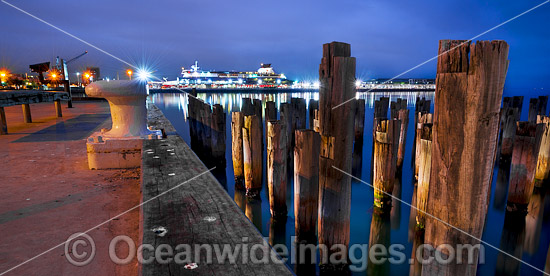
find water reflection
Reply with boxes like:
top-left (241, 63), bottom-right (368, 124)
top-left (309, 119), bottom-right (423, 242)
top-left (496, 211), bottom-right (526, 276)
top-left (368, 209), bottom-right (392, 276)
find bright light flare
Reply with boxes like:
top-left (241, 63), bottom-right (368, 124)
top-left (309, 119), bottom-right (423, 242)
top-left (136, 68), bottom-right (152, 81)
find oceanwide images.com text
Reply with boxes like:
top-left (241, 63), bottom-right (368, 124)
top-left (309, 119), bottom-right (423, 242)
top-left (65, 233), bottom-right (484, 272)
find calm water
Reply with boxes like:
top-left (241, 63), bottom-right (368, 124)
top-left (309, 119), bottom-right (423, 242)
top-left (150, 91), bottom-right (550, 275)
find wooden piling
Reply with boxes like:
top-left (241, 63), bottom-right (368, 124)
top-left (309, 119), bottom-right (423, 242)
top-left (265, 101), bottom-right (277, 123)
top-left (294, 129), bottom-right (320, 243)
top-left (243, 115), bottom-right (263, 198)
top-left (291, 98), bottom-right (307, 131)
top-left (397, 108), bottom-right (409, 168)
top-left (308, 99), bottom-right (319, 129)
top-left (354, 99), bottom-right (365, 143)
top-left (241, 98), bottom-right (254, 116)
top-left (267, 121), bottom-right (288, 219)
top-left (22, 103), bottom-right (32, 123)
top-left (414, 114), bottom-right (432, 178)
top-left (373, 119), bottom-right (400, 209)
top-left (317, 42), bottom-right (356, 267)
top-left (211, 104), bottom-right (226, 167)
top-left (507, 122), bottom-right (540, 212)
top-left (528, 96), bottom-right (548, 123)
top-left (231, 112), bottom-right (245, 187)
top-left (54, 99), bottom-right (62, 117)
top-left (535, 116), bottom-right (550, 184)
top-left (0, 107), bottom-right (7, 135)
top-left (416, 124), bottom-right (432, 228)
top-left (280, 103), bottom-right (293, 160)
top-left (500, 107), bottom-right (519, 158)
top-left (424, 39), bottom-right (509, 276)
top-left (265, 101), bottom-right (277, 145)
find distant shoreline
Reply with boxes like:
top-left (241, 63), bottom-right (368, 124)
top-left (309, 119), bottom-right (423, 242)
top-left (147, 88), bottom-right (435, 94)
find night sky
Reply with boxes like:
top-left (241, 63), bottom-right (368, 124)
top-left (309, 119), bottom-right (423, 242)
top-left (1, 0), bottom-right (548, 92)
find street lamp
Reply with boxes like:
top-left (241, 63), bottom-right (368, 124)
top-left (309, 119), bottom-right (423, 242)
top-left (127, 70), bottom-right (133, 80)
top-left (76, 72), bottom-right (80, 87)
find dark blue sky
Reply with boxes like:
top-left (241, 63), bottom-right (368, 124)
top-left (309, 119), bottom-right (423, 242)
top-left (1, 0), bottom-right (548, 92)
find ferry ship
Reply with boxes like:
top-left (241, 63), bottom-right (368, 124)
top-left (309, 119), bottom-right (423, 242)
top-left (157, 61), bottom-right (294, 89)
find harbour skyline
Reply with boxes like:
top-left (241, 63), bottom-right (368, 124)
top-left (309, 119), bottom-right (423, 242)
top-left (0, 0), bottom-right (549, 92)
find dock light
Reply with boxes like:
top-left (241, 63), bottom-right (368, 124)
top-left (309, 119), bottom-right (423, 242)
top-left (84, 73), bottom-right (90, 79)
top-left (0, 73), bottom-right (5, 78)
top-left (51, 73), bottom-right (57, 79)
top-left (355, 80), bottom-right (362, 87)
top-left (136, 68), bottom-right (152, 81)
top-left (127, 69), bottom-right (133, 80)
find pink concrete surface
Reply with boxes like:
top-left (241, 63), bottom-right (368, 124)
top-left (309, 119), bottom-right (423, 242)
top-left (0, 101), bottom-right (140, 275)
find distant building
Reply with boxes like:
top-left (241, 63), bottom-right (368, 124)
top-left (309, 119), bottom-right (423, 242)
top-left (83, 67), bottom-right (100, 84)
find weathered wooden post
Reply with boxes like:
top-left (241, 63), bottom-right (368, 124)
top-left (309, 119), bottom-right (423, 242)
top-left (494, 160), bottom-right (511, 210)
top-left (54, 99), bottom-right (63, 117)
top-left (22, 104), bottom-right (32, 123)
top-left (252, 99), bottom-right (263, 146)
top-left (416, 124), bottom-right (432, 228)
top-left (231, 112), bottom-right (245, 188)
top-left (291, 98), bottom-right (307, 131)
top-left (243, 115), bottom-right (262, 198)
top-left (414, 114), bottom-right (432, 178)
top-left (507, 122), bottom-right (540, 212)
top-left (294, 129), bottom-right (320, 243)
top-left (267, 121), bottom-right (287, 219)
top-left (211, 104), bottom-right (226, 167)
top-left (317, 42), bottom-right (356, 271)
top-left (424, 40), bottom-right (509, 276)
top-left (354, 99), bottom-right (365, 143)
top-left (201, 103), bottom-right (213, 159)
top-left (241, 97), bottom-right (254, 116)
top-left (308, 99), bottom-right (319, 129)
top-left (373, 119), bottom-right (400, 209)
top-left (500, 107), bottom-right (519, 159)
top-left (390, 99), bottom-right (409, 169)
top-left (352, 99), bottom-right (365, 178)
top-left (280, 103), bottom-right (293, 162)
top-left (0, 107), bottom-right (7, 135)
top-left (535, 116), bottom-right (550, 185)
top-left (528, 96), bottom-right (548, 123)
top-left (265, 101), bottom-right (277, 146)
top-left (411, 97), bottom-right (431, 163)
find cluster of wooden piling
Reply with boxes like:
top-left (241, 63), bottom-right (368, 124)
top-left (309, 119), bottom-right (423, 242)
top-left (187, 95), bottom-right (226, 168)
